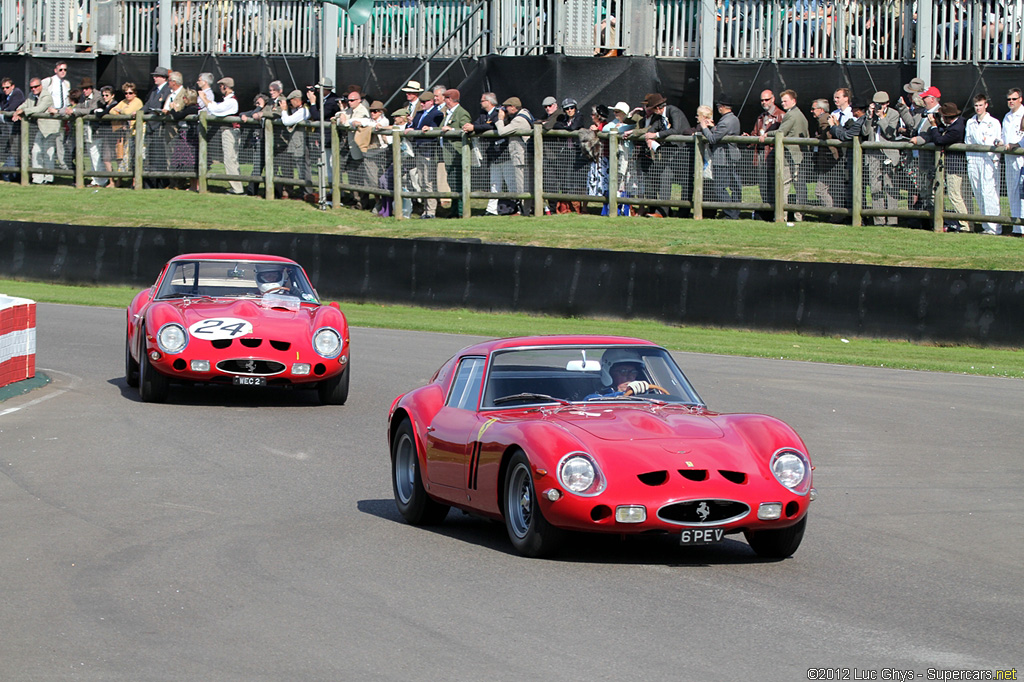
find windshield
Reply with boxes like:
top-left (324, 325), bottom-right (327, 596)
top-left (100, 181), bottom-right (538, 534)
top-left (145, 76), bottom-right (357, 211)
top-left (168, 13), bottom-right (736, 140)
top-left (481, 345), bottom-right (704, 408)
top-left (155, 260), bottom-right (319, 303)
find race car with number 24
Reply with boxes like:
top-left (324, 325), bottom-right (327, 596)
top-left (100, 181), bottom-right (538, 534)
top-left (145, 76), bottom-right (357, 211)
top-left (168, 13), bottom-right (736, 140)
top-left (126, 253), bottom-right (350, 404)
top-left (388, 336), bottom-right (815, 558)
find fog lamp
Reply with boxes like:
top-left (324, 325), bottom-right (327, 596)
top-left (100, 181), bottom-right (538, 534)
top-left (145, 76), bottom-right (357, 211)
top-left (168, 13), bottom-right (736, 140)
top-left (292, 363), bottom-right (312, 375)
top-left (190, 360), bottom-right (210, 372)
top-left (543, 488), bottom-right (561, 502)
top-left (149, 350), bottom-right (161, 361)
top-left (809, 488), bottom-right (818, 502)
top-left (615, 505), bottom-right (647, 523)
top-left (758, 503), bottom-right (783, 520)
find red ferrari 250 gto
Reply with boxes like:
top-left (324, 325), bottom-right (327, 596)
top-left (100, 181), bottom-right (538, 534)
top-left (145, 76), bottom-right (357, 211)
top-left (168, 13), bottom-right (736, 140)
top-left (126, 253), bottom-right (350, 404)
top-left (388, 335), bottom-right (815, 558)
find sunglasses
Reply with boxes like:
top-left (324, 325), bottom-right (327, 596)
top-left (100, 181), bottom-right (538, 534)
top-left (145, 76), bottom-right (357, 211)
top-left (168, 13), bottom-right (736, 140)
top-left (760, 97), bottom-right (773, 101)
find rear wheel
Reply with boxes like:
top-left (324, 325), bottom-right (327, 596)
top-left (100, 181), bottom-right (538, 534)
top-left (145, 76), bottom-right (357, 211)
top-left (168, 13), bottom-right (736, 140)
top-left (125, 334), bottom-right (139, 388)
top-left (318, 365), bottom-right (350, 405)
top-left (504, 451), bottom-right (564, 558)
top-left (391, 420), bottom-right (449, 525)
top-left (744, 516), bottom-right (807, 559)
top-left (138, 343), bottom-right (169, 403)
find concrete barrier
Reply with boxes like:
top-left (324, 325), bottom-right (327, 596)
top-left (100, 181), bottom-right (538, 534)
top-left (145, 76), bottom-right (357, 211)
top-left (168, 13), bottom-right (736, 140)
top-left (0, 295), bottom-right (36, 388)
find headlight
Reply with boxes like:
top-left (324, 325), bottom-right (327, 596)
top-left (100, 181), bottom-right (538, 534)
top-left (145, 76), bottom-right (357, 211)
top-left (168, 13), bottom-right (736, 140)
top-left (157, 323), bottom-right (188, 354)
top-left (557, 453), bottom-right (606, 496)
top-left (312, 328), bottom-right (342, 358)
top-left (770, 449), bottom-right (811, 494)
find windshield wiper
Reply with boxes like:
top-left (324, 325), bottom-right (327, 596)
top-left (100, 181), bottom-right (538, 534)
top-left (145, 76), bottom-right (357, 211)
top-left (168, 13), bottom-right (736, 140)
top-left (492, 392), bottom-right (570, 406)
top-left (588, 395), bottom-right (669, 405)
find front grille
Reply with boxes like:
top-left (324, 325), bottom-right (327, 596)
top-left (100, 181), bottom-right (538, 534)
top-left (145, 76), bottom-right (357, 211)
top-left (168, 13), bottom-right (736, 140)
top-left (215, 359), bottom-right (286, 376)
top-left (657, 499), bottom-right (750, 526)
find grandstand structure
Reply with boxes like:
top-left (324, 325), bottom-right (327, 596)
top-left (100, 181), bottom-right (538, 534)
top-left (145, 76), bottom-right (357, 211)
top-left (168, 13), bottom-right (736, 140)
top-left (1, 0), bottom-right (1022, 120)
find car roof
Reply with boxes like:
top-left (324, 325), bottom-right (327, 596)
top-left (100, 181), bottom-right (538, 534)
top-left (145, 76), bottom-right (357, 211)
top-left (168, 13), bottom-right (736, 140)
top-left (456, 335), bottom-right (661, 356)
top-left (170, 253), bottom-right (298, 264)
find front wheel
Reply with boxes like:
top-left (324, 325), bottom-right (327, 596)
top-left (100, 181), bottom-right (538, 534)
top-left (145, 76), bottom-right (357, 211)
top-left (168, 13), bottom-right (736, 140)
top-left (744, 516), bottom-right (807, 559)
top-left (138, 344), bottom-right (169, 403)
top-left (391, 420), bottom-right (449, 525)
top-left (318, 365), bottom-right (350, 405)
top-left (504, 451), bottom-right (564, 558)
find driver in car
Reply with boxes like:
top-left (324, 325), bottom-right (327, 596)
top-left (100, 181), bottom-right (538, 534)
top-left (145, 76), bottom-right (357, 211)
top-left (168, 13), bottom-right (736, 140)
top-left (255, 266), bottom-right (292, 296)
top-left (586, 349), bottom-right (661, 399)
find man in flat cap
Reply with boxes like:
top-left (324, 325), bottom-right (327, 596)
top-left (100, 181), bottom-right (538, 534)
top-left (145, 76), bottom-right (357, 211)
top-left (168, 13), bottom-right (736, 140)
top-left (142, 66), bottom-right (170, 187)
top-left (495, 96), bottom-right (535, 215)
top-left (199, 76), bottom-right (244, 194)
top-left (70, 76), bottom-right (103, 185)
top-left (863, 91), bottom-right (901, 225)
top-left (699, 99), bottom-right (742, 219)
top-left (638, 92), bottom-right (693, 218)
top-left (438, 88), bottom-right (473, 217)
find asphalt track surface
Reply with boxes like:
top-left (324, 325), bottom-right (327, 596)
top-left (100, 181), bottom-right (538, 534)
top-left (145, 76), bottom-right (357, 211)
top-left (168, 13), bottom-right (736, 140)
top-left (2, 303), bottom-right (1021, 681)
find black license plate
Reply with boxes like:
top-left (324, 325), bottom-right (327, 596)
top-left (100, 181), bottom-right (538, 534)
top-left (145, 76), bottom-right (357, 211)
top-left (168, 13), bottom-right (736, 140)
top-left (680, 528), bottom-right (724, 546)
top-left (233, 376), bottom-right (267, 387)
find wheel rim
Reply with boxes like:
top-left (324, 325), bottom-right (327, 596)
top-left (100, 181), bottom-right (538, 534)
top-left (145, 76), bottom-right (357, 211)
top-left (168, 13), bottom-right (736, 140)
top-left (394, 432), bottom-right (416, 505)
top-left (507, 462), bottom-right (533, 539)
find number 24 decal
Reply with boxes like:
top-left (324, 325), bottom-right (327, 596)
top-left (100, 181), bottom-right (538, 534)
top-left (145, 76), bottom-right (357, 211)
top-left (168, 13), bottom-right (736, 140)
top-left (188, 317), bottom-right (254, 340)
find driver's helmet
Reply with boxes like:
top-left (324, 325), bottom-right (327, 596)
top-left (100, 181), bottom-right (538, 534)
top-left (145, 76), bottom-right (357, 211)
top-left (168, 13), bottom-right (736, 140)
top-left (600, 348), bottom-right (644, 385)
top-left (255, 266), bottom-right (287, 294)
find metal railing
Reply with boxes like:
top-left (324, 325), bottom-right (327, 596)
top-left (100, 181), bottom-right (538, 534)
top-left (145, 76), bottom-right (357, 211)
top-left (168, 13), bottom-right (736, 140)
top-left (5, 110), bottom-right (1024, 234)
top-left (4, 0), bottom-right (1018, 63)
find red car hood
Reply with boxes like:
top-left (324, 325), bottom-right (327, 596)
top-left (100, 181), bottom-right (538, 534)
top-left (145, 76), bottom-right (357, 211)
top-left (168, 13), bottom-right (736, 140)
top-left (166, 298), bottom-right (319, 335)
top-left (551, 406), bottom-right (726, 441)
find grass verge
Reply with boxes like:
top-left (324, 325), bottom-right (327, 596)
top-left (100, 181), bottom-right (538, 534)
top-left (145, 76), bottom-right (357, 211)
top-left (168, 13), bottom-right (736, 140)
top-left (3, 278), bottom-right (1020, 379)
top-left (1, 184), bottom-right (1022, 271)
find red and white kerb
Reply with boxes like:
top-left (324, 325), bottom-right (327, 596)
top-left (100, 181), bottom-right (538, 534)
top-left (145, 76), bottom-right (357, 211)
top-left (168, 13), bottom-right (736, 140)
top-left (0, 296), bottom-right (36, 388)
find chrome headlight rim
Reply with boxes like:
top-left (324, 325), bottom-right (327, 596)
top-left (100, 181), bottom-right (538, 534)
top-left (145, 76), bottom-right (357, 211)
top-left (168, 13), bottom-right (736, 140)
top-left (312, 327), bottom-right (342, 358)
top-left (769, 448), bottom-right (811, 495)
top-left (557, 451), bottom-right (606, 497)
top-left (156, 322), bottom-right (188, 354)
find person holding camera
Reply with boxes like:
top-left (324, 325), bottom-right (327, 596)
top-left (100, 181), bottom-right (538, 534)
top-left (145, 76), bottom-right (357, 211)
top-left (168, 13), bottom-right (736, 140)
top-left (863, 91), bottom-right (901, 225)
top-left (912, 100), bottom-right (968, 232)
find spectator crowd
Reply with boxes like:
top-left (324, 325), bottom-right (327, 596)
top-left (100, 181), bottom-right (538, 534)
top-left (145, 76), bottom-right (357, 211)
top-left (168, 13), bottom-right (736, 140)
top-left (1, 62), bottom-right (1022, 235)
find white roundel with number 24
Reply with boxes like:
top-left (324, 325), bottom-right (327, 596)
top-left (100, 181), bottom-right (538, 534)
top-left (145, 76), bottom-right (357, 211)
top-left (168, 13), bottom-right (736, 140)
top-left (189, 318), bottom-right (254, 340)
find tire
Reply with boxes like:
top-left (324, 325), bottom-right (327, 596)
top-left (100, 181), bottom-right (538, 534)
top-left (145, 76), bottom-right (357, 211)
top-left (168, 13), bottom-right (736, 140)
top-left (391, 420), bottom-right (449, 525)
top-left (125, 334), bottom-right (140, 388)
top-left (504, 450), bottom-right (564, 558)
top-left (317, 365), bottom-right (350, 405)
top-left (138, 342), bottom-right (170, 403)
top-left (744, 515), bottom-right (807, 559)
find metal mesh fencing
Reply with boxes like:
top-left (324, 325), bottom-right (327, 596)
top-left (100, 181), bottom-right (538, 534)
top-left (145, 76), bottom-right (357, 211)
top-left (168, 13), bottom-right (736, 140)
top-left (0, 118), bottom-right (21, 178)
top-left (7, 114), bottom-right (1024, 231)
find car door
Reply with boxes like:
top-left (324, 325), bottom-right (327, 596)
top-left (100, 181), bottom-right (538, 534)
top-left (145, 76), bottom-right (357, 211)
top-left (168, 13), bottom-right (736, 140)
top-left (424, 356), bottom-right (487, 493)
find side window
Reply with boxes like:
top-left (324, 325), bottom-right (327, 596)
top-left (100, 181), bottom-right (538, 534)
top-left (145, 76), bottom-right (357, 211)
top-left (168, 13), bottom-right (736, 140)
top-left (447, 357), bottom-right (486, 411)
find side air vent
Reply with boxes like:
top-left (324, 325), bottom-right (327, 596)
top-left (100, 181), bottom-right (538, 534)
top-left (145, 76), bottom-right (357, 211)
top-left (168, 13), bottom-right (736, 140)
top-left (638, 471), bottom-right (669, 486)
top-left (719, 470), bottom-right (748, 484)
